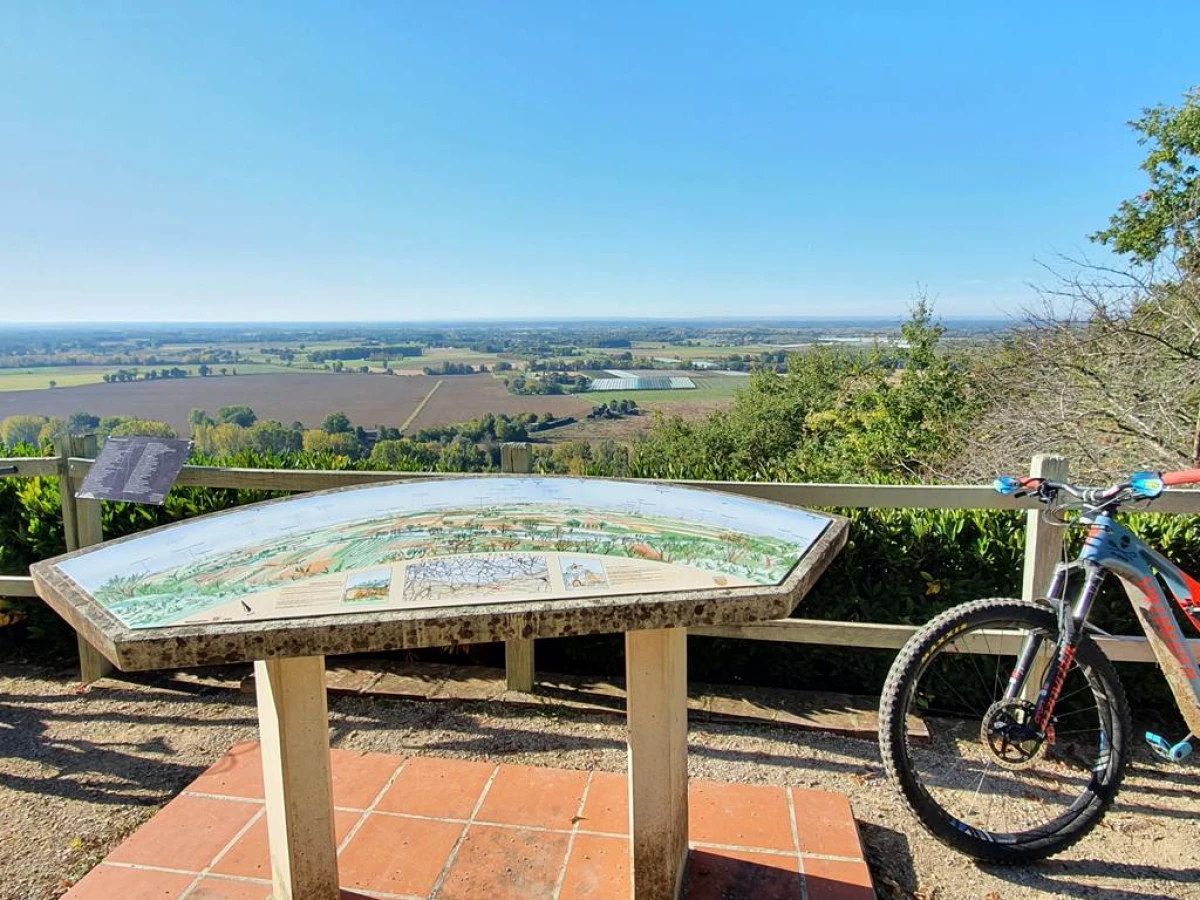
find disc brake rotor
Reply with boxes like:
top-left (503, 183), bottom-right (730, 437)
top-left (980, 699), bottom-right (1051, 770)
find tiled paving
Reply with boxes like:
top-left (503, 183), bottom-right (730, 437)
top-left (63, 741), bottom-right (874, 900)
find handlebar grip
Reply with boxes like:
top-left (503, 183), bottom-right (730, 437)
top-left (1163, 468), bottom-right (1200, 486)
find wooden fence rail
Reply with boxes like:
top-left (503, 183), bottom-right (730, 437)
top-left (4, 447), bottom-right (1200, 684)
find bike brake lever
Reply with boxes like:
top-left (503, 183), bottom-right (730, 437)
top-left (1036, 484), bottom-right (1061, 503)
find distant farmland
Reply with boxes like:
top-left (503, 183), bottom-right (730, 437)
top-left (0, 374), bottom-right (592, 433)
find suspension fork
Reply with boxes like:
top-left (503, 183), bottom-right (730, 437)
top-left (1003, 564), bottom-right (1108, 732)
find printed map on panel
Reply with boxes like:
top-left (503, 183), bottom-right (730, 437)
top-left (55, 477), bottom-right (831, 629)
top-left (402, 555), bottom-right (551, 605)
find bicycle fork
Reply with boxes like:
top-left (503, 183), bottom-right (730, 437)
top-left (1002, 564), bottom-right (1105, 737)
top-left (1003, 563), bottom-right (1195, 762)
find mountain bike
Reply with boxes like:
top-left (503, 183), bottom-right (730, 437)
top-left (878, 468), bottom-right (1200, 863)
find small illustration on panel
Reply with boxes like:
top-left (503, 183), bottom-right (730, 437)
top-left (560, 557), bottom-right (608, 590)
top-left (342, 568), bottom-right (392, 604)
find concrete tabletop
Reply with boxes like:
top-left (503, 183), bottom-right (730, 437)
top-left (31, 476), bottom-right (848, 671)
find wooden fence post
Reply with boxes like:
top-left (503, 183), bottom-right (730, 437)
top-left (53, 436), bottom-right (79, 553)
top-left (1020, 454), bottom-right (1068, 703)
top-left (73, 435), bottom-right (105, 550)
top-left (500, 442), bottom-right (532, 477)
top-left (500, 442), bottom-right (536, 692)
top-left (55, 434), bottom-right (113, 684)
top-left (1021, 454), bottom-right (1069, 603)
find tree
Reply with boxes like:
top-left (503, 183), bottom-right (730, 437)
top-left (1093, 86), bottom-right (1200, 272)
top-left (218, 405), bottom-right (257, 427)
top-left (198, 364), bottom-right (210, 376)
top-left (321, 411), bottom-right (352, 434)
top-left (302, 429), bottom-right (359, 456)
top-left (958, 264), bottom-right (1200, 481)
top-left (192, 423), bottom-right (252, 457)
top-left (956, 89), bottom-right (1200, 482)
top-left (189, 408), bottom-right (215, 428)
top-left (496, 417), bottom-right (528, 442)
top-left (107, 418), bottom-right (178, 439)
top-left (369, 439), bottom-right (436, 470)
top-left (631, 300), bottom-right (976, 482)
top-left (247, 420), bottom-right (303, 454)
top-left (37, 418), bottom-right (68, 446)
top-left (0, 415), bottom-right (48, 448)
top-left (68, 412), bottom-right (100, 433)
top-left (437, 435), bottom-right (488, 472)
top-left (47, 379), bottom-right (56, 388)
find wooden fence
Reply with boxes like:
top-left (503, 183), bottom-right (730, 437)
top-left (3, 444), bottom-right (1200, 688)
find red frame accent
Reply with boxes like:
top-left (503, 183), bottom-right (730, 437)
top-left (1163, 468), bottom-right (1200, 486)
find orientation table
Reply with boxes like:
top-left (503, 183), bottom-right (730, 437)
top-left (31, 476), bottom-right (847, 900)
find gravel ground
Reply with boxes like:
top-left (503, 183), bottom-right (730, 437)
top-left (1, 662), bottom-right (1198, 900)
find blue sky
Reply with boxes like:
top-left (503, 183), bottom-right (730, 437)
top-left (2, 2), bottom-right (1197, 322)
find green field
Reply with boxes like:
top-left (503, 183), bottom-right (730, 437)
top-left (389, 347), bottom-right (515, 371)
top-left (0, 367), bottom-right (118, 391)
top-left (0, 362), bottom-right (335, 392)
top-left (624, 341), bottom-right (772, 360)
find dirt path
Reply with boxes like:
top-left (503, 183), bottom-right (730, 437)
top-left (1, 663), bottom-right (1197, 900)
top-left (400, 379), bottom-right (443, 432)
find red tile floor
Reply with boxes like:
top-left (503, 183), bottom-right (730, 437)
top-left (63, 741), bottom-right (874, 900)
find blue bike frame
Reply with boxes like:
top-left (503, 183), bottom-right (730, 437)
top-left (1033, 511), bottom-right (1200, 736)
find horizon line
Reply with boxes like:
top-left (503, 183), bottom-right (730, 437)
top-left (0, 314), bottom-right (1013, 329)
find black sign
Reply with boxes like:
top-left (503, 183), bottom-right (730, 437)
top-left (75, 437), bottom-right (192, 505)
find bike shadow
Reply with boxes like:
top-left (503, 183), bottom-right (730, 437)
top-left (856, 822), bottom-right (919, 898)
top-left (979, 857), bottom-right (1200, 899)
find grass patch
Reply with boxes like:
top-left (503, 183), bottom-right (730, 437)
top-left (0, 366), bottom-right (130, 391)
top-left (0, 362), bottom-right (340, 392)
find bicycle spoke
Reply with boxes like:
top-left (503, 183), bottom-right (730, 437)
top-left (966, 762), bottom-right (993, 818)
top-left (1053, 705), bottom-right (1099, 719)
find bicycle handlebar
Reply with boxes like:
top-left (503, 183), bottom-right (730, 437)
top-left (992, 468), bottom-right (1192, 505)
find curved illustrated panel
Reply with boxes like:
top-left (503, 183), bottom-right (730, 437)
top-left (55, 477), bottom-right (832, 630)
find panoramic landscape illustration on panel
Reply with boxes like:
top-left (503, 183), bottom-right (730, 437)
top-left (57, 479), bottom-right (830, 629)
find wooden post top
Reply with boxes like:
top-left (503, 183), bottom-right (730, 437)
top-left (31, 476), bottom-right (847, 672)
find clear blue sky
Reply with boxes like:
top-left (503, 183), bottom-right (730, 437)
top-left (2, 2), bottom-right (1197, 323)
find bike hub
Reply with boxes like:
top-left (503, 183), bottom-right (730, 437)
top-left (980, 700), bottom-right (1051, 769)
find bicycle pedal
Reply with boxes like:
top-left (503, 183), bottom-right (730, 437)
top-left (1146, 732), bottom-right (1194, 762)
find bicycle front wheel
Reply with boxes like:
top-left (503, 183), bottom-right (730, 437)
top-left (878, 598), bottom-right (1130, 863)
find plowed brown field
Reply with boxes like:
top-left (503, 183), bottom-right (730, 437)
top-left (0, 373), bottom-right (591, 433)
